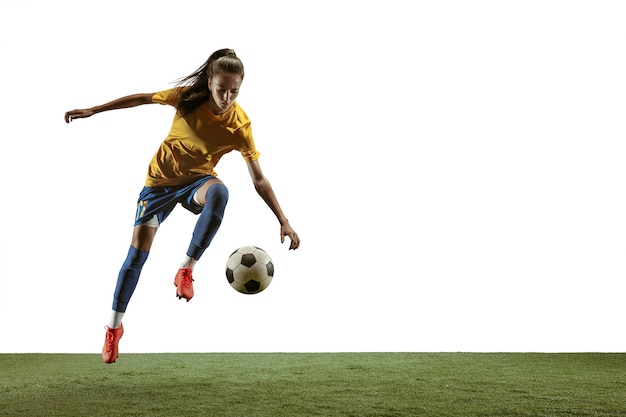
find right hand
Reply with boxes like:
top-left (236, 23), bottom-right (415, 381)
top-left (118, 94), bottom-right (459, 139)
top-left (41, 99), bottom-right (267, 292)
top-left (64, 108), bottom-right (94, 123)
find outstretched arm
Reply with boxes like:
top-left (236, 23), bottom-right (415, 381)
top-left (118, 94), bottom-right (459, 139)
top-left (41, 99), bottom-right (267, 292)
top-left (246, 159), bottom-right (300, 250)
top-left (64, 93), bottom-right (155, 123)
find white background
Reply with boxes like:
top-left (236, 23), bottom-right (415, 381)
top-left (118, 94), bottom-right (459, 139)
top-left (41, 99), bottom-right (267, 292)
top-left (0, 0), bottom-right (624, 353)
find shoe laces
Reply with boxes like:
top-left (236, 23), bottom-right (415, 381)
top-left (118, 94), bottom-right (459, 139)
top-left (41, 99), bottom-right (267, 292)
top-left (180, 268), bottom-right (194, 287)
top-left (104, 328), bottom-right (117, 351)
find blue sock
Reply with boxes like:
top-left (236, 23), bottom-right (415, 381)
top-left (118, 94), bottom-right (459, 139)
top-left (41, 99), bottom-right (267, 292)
top-left (112, 246), bottom-right (150, 312)
top-left (187, 183), bottom-right (228, 260)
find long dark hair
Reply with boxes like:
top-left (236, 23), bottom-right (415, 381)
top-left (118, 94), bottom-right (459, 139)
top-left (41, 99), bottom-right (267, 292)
top-left (169, 48), bottom-right (245, 116)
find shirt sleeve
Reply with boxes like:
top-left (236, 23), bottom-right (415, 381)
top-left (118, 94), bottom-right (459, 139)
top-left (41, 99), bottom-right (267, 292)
top-left (237, 122), bottom-right (261, 161)
top-left (152, 88), bottom-right (182, 106)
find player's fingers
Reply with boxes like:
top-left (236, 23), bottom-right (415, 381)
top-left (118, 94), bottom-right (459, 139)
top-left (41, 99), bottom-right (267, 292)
top-left (65, 111), bottom-right (81, 123)
top-left (289, 233), bottom-right (299, 250)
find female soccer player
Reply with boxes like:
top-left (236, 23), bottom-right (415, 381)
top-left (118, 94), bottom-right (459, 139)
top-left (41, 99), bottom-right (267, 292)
top-left (64, 49), bottom-right (300, 364)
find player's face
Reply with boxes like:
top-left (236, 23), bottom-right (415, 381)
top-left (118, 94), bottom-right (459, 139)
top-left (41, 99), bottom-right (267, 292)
top-left (208, 72), bottom-right (242, 114)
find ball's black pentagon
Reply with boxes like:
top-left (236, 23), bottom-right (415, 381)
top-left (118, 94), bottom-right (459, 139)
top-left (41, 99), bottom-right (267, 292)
top-left (241, 253), bottom-right (257, 268)
top-left (226, 268), bottom-right (235, 284)
top-left (244, 279), bottom-right (261, 293)
top-left (266, 261), bottom-right (274, 277)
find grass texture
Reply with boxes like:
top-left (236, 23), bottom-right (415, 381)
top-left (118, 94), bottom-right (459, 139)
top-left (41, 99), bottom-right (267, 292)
top-left (1, 353), bottom-right (624, 416)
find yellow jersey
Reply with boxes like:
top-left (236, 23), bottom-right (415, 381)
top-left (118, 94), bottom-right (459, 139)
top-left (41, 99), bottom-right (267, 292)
top-left (145, 89), bottom-right (260, 187)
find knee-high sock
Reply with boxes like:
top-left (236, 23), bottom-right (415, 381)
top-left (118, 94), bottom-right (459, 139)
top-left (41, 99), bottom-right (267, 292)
top-left (187, 183), bottom-right (228, 261)
top-left (112, 246), bottom-right (150, 312)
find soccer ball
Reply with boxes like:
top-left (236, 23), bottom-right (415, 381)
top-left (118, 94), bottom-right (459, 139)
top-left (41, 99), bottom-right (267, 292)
top-left (225, 246), bottom-right (274, 294)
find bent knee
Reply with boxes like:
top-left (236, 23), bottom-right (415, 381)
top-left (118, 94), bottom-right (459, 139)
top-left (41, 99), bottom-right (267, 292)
top-left (203, 183), bottom-right (229, 216)
top-left (206, 182), bottom-right (229, 203)
top-left (131, 224), bottom-right (158, 251)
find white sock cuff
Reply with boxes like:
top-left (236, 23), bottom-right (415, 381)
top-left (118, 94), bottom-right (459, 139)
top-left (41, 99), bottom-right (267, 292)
top-left (109, 311), bottom-right (125, 329)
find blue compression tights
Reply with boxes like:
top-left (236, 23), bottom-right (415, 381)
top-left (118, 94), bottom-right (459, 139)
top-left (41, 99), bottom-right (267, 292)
top-left (112, 245), bottom-right (149, 312)
top-left (187, 183), bottom-right (229, 260)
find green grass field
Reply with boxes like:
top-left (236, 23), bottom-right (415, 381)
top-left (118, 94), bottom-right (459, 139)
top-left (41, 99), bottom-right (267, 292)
top-left (1, 353), bottom-right (624, 416)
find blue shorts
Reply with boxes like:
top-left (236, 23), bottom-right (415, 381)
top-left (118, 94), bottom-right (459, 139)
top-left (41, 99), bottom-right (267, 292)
top-left (134, 176), bottom-right (216, 226)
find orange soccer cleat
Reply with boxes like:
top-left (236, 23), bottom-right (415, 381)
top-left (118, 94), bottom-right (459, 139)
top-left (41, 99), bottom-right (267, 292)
top-left (174, 268), bottom-right (195, 302)
top-left (102, 323), bottom-right (124, 364)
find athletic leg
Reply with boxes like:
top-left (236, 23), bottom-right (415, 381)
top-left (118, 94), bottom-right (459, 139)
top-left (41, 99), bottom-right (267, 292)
top-left (187, 179), bottom-right (229, 260)
top-left (103, 223), bottom-right (158, 364)
top-left (175, 179), bottom-right (229, 301)
top-left (111, 224), bottom-right (158, 315)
